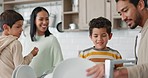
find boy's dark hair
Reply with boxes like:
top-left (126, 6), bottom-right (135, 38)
top-left (30, 6), bottom-right (52, 41)
top-left (115, 0), bottom-right (147, 7)
top-left (0, 10), bottom-right (24, 30)
top-left (89, 17), bottom-right (112, 36)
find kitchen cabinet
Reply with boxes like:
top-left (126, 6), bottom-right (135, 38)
top-left (2, 0), bottom-right (60, 10)
top-left (62, 0), bottom-right (127, 31)
top-left (79, 0), bottom-right (110, 30)
top-left (62, 0), bottom-right (79, 31)
top-left (0, 0), bottom-right (3, 14)
top-left (62, 0), bottom-right (111, 31)
top-left (79, 0), bottom-right (127, 29)
top-left (0, 6), bottom-right (2, 14)
top-left (111, 0), bottom-right (127, 29)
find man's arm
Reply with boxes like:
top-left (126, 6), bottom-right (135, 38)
top-left (86, 64), bottom-right (128, 78)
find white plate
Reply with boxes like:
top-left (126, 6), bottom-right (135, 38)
top-left (53, 58), bottom-right (96, 78)
top-left (15, 65), bottom-right (36, 78)
top-left (44, 73), bottom-right (53, 78)
top-left (12, 65), bottom-right (22, 78)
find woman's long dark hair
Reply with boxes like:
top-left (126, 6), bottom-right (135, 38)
top-left (30, 7), bottom-right (52, 41)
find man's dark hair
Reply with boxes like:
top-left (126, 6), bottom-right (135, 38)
top-left (89, 17), bottom-right (112, 36)
top-left (0, 10), bottom-right (24, 30)
top-left (115, 0), bottom-right (147, 7)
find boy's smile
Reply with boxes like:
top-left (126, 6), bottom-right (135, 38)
top-left (90, 28), bottom-right (111, 50)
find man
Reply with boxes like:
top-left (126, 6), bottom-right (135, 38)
top-left (86, 0), bottom-right (148, 78)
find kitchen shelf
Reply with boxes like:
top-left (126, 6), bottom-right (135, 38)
top-left (64, 11), bottom-right (79, 14)
top-left (63, 13), bottom-right (78, 29)
top-left (62, 0), bottom-right (79, 31)
top-left (0, 3), bottom-right (3, 14)
top-left (63, 29), bottom-right (81, 32)
top-left (113, 15), bottom-right (121, 19)
top-left (4, 0), bottom-right (52, 4)
top-left (3, 0), bottom-right (60, 10)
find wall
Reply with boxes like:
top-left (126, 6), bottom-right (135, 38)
top-left (48, 27), bottom-right (140, 60)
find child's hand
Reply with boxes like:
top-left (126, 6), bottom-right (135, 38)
top-left (31, 47), bottom-right (39, 56)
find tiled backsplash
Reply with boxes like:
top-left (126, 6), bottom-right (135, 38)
top-left (47, 27), bottom-right (141, 60)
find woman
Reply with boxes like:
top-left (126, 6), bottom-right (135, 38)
top-left (21, 7), bottom-right (63, 77)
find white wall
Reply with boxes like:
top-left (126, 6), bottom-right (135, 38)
top-left (49, 27), bottom-right (140, 60)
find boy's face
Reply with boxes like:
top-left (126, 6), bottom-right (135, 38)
top-left (7, 20), bottom-right (23, 38)
top-left (90, 28), bottom-right (112, 50)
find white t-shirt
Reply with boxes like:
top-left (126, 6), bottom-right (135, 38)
top-left (135, 33), bottom-right (141, 58)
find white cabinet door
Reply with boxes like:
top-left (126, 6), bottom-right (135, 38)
top-left (79, 0), bottom-right (106, 30)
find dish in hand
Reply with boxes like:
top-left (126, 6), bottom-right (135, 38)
top-left (53, 58), bottom-right (95, 78)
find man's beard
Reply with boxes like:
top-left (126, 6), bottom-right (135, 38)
top-left (130, 12), bottom-right (141, 29)
top-left (130, 23), bottom-right (138, 29)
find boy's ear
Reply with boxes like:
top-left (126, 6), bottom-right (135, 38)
top-left (3, 24), bottom-right (11, 34)
top-left (2, 24), bottom-right (10, 36)
top-left (3, 24), bottom-right (9, 31)
top-left (109, 33), bottom-right (112, 40)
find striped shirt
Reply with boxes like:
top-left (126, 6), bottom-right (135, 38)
top-left (79, 47), bottom-right (123, 67)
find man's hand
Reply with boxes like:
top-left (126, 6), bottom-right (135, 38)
top-left (86, 64), bottom-right (105, 78)
top-left (86, 63), bottom-right (128, 78)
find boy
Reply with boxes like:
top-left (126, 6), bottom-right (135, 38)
top-left (0, 10), bottom-right (38, 78)
top-left (79, 17), bottom-right (122, 67)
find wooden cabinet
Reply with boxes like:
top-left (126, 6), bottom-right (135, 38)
top-left (62, 0), bottom-right (79, 31)
top-left (62, 0), bottom-right (127, 30)
top-left (111, 0), bottom-right (127, 29)
top-left (79, 0), bottom-right (108, 30)
top-left (2, 0), bottom-right (60, 10)
top-left (0, 0), bottom-right (3, 14)
top-left (0, 5), bottom-right (3, 14)
top-left (111, 0), bottom-right (120, 18)
top-left (62, 0), bottom-right (111, 31)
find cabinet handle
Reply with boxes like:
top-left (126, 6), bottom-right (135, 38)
top-left (107, 0), bottom-right (110, 2)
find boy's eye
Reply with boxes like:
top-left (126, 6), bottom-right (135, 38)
top-left (93, 35), bottom-right (98, 38)
top-left (39, 19), bottom-right (43, 21)
top-left (14, 25), bottom-right (22, 28)
top-left (17, 26), bottom-right (21, 28)
top-left (101, 34), bottom-right (107, 37)
top-left (16, 26), bottom-right (21, 28)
